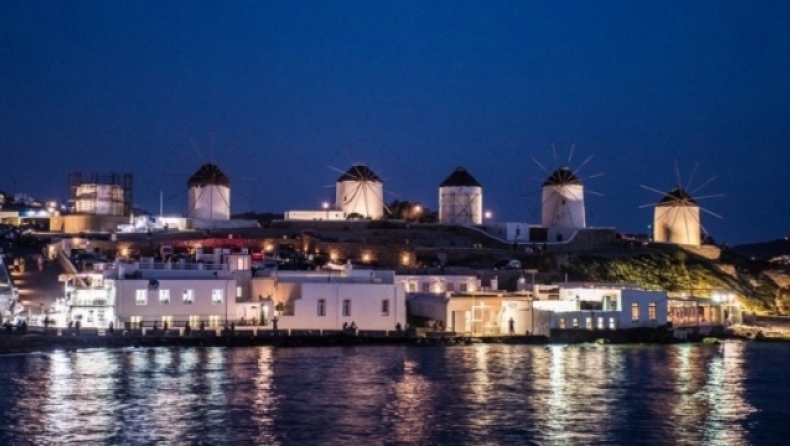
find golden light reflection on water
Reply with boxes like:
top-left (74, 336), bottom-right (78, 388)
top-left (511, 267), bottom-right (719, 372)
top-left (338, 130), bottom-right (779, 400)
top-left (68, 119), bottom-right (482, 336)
top-left (0, 342), bottom-right (771, 444)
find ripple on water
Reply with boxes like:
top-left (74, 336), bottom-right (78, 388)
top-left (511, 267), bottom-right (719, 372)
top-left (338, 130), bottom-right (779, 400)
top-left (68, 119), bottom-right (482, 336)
top-left (0, 342), bottom-right (785, 445)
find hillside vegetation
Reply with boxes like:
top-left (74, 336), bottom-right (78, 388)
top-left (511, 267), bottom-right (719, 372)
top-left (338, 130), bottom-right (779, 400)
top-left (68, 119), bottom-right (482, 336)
top-left (566, 246), bottom-right (787, 313)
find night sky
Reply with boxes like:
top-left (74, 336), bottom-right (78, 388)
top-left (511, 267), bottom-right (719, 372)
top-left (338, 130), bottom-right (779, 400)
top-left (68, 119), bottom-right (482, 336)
top-left (2, 1), bottom-right (788, 245)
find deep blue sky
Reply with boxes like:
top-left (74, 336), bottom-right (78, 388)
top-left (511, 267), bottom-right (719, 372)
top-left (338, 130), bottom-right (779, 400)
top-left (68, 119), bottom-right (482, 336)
top-left (1, 1), bottom-right (788, 244)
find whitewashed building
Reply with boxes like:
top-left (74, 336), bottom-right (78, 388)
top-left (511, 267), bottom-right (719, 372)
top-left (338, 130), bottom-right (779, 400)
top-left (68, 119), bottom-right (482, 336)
top-left (438, 166), bottom-right (483, 225)
top-left (653, 187), bottom-right (701, 246)
top-left (251, 269), bottom-right (406, 331)
top-left (188, 163), bottom-right (231, 221)
top-left (542, 167), bottom-right (586, 240)
top-left (397, 274), bottom-right (480, 294)
top-left (336, 164), bottom-right (384, 219)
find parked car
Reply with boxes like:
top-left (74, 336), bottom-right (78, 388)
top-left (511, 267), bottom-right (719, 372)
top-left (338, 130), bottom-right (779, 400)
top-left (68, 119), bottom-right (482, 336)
top-left (493, 259), bottom-right (522, 270)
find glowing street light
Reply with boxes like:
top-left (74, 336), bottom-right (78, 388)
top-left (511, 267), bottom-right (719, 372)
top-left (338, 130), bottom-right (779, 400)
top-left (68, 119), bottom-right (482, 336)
top-left (484, 210), bottom-right (493, 220)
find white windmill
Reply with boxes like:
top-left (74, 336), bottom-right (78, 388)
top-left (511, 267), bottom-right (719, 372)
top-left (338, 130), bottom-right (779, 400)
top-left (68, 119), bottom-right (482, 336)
top-left (187, 163), bottom-right (231, 220)
top-left (438, 166), bottom-right (483, 225)
top-left (161, 131), bottom-right (258, 221)
top-left (641, 163), bottom-right (723, 246)
top-left (531, 145), bottom-right (602, 231)
top-left (334, 164), bottom-right (385, 219)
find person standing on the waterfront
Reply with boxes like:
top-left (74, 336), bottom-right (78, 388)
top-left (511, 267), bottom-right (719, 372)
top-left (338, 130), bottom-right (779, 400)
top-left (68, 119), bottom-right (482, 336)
top-left (508, 317), bottom-right (515, 335)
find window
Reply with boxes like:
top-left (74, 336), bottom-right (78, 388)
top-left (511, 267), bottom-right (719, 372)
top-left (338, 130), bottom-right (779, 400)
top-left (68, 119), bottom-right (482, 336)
top-left (609, 317), bottom-right (616, 329)
top-left (649, 302), bottom-right (658, 322)
top-left (237, 257), bottom-right (245, 270)
top-left (136, 290), bottom-right (147, 306)
top-left (421, 282), bottom-right (430, 293)
top-left (183, 289), bottom-right (194, 304)
top-left (212, 289), bottom-right (223, 305)
top-left (572, 317), bottom-right (579, 328)
top-left (631, 303), bottom-right (640, 322)
top-left (159, 289), bottom-right (170, 304)
top-left (189, 315), bottom-right (199, 327)
top-left (459, 283), bottom-right (468, 292)
top-left (161, 315), bottom-right (172, 327)
top-left (236, 286), bottom-right (243, 299)
top-left (382, 299), bottom-right (390, 316)
top-left (447, 282), bottom-right (455, 292)
top-left (209, 315), bottom-right (220, 328)
top-left (317, 299), bottom-right (326, 317)
top-left (585, 317), bottom-right (593, 329)
top-left (559, 317), bottom-right (567, 329)
top-left (597, 317), bottom-right (604, 329)
top-left (342, 299), bottom-right (351, 317)
top-left (130, 316), bottom-right (142, 329)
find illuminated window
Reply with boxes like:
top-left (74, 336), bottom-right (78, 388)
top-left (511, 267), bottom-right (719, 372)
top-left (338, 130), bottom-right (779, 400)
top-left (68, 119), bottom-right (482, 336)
top-left (136, 290), bottom-right (147, 306)
top-left (631, 303), bottom-right (640, 322)
top-left (161, 315), bottom-right (172, 327)
top-left (209, 315), bottom-right (220, 328)
top-left (317, 299), bottom-right (326, 317)
top-left (609, 317), bottom-right (616, 329)
top-left (381, 299), bottom-right (390, 316)
top-left (189, 315), bottom-right (199, 327)
top-left (236, 286), bottom-right (243, 299)
top-left (159, 289), bottom-right (170, 304)
top-left (212, 289), bottom-right (223, 305)
top-left (572, 317), bottom-right (579, 328)
top-left (649, 302), bottom-right (658, 322)
top-left (183, 289), bottom-right (194, 304)
top-left (130, 316), bottom-right (142, 329)
top-left (342, 299), bottom-right (351, 317)
top-left (237, 257), bottom-right (245, 270)
top-left (559, 317), bottom-right (567, 329)
top-left (597, 317), bottom-right (604, 329)
top-left (586, 317), bottom-right (593, 329)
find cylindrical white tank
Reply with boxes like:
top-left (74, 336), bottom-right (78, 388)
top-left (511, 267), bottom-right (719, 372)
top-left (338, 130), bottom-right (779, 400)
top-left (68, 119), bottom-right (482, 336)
top-left (438, 167), bottom-right (483, 225)
top-left (187, 164), bottom-right (231, 220)
top-left (653, 187), bottom-right (701, 245)
top-left (541, 167), bottom-right (586, 228)
top-left (336, 165), bottom-right (384, 219)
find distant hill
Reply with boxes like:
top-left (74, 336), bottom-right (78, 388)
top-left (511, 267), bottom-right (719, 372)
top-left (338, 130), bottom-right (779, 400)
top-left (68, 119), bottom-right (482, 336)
top-left (733, 238), bottom-right (790, 262)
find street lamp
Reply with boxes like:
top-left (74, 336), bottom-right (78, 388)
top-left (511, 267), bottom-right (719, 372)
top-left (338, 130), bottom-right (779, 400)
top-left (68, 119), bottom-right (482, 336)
top-left (484, 210), bottom-right (492, 220)
top-left (322, 201), bottom-right (330, 220)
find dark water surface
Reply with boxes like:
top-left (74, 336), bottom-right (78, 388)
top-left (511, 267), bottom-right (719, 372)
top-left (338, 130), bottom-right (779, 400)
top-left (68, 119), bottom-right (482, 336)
top-left (0, 342), bottom-right (789, 445)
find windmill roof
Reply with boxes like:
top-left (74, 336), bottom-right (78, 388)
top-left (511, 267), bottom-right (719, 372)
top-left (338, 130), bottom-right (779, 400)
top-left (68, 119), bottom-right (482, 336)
top-left (543, 167), bottom-right (582, 186)
top-left (187, 163), bottom-right (230, 187)
top-left (337, 164), bottom-right (382, 182)
top-left (657, 187), bottom-right (698, 207)
top-left (440, 166), bottom-right (482, 188)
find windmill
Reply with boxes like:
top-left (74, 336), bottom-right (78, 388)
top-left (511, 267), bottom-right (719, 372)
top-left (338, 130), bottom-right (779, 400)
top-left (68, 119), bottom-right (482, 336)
top-left (161, 131), bottom-right (258, 220)
top-left (438, 166), bottom-right (483, 225)
top-left (332, 164), bottom-right (385, 219)
top-left (528, 145), bottom-right (603, 230)
top-left (640, 162), bottom-right (723, 246)
top-left (324, 141), bottom-right (409, 220)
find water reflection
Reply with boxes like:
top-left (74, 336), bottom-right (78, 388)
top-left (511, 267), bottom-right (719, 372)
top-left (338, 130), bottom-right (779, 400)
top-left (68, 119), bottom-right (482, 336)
top-left (0, 342), bottom-right (776, 445)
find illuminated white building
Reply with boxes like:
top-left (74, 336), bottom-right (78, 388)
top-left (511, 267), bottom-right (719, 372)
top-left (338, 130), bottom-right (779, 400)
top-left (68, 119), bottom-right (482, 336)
top-left (251, 269), bottom-right (406, 331)
top-left (541, 167), bottom-right (586, 235)
top-left (335, 164), bottom-right (384, 219)
top-left (438, 166), bottom-right (483, 225)
top-left (653, 187), bottom-right (701, 246)
top-left (188, 163), bottom-right (231, 220)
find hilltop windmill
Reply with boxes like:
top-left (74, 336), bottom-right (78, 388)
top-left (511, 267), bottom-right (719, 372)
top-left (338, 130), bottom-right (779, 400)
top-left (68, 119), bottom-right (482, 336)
top-left (332, 163), bottom-right (386, 219)
top-left (438, 166), bottom-right (483, 225)
top-left (640, 162), bottom-right (723, 246)
top-left (529, 145), bottom-right (603, 231)
top-left (161, 131), bottom-right (258, 220)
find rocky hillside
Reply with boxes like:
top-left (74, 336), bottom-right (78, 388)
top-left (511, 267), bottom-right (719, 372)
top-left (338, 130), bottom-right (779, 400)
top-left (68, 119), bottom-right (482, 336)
top-left (565, 245), bottom-right (790, 314)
